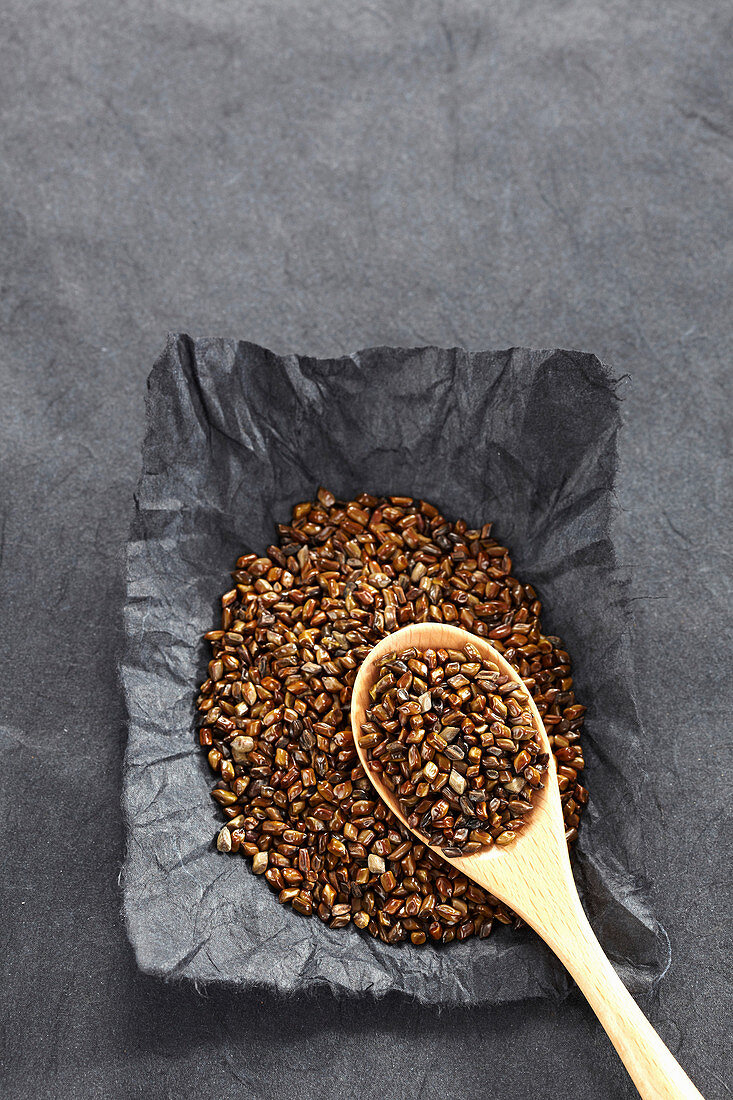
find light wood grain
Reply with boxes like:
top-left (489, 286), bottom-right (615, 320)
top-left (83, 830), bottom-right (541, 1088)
top-left (351, 623), bottom-right (704, 1100)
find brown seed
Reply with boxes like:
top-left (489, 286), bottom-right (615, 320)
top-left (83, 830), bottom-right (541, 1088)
top-left (198, 492), bottom-right (587, 947)
top-left (211, 788), bottom-right (238, 806)
top-left (292, 894), bottom-right (313, 916)
top-left (435, 904), bottom-right (462, 924)
top-left (495, 831), bottom-right (517, 846)
top-left (230, 735), bottom-right (255, 762)
top-left (361, 644), bottom-right (545, 852)
top-left (448, 769), bottom-right (466, 795)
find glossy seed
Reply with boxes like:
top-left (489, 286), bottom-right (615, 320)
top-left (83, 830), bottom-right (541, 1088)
top-left (368, 853), bottom-right (386, 875)
top-left (198, 492), bottom-right (587, 948)
top-left (230, 735), bottom-right (255, 762)
top-left (362, 643), bottom-right (546, 853)
top-left (216, 826), bottom-right (232, 853)
top-left (252, 851), bottom-right (268, 874)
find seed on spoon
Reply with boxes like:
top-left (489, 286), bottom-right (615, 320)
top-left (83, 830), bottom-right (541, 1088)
top-left (360, 644), bottom-right (548, 853)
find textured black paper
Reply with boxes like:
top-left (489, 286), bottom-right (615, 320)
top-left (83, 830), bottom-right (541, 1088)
top-left (121, 335), bottom-right (670, 1005)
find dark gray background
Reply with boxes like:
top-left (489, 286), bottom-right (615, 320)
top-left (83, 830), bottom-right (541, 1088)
top-left (1, 1), bottom-right (730, 1098)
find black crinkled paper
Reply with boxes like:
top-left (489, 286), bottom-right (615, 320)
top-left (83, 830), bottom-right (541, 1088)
top-left (121, 335), bottom-right (670, 1005)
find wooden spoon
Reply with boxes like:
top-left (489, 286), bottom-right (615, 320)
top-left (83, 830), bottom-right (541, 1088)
top-left (351, 623), bottom-right (703, 1100)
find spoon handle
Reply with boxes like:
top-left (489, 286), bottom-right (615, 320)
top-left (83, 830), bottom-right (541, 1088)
top-left (532, 894), bottom-right (704, 1099)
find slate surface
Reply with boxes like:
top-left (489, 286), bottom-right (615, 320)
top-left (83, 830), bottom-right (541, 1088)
top-left (0, 1), bottom-right (730, 1097)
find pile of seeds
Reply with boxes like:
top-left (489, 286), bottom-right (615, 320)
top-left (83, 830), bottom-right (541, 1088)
top-left (362, 644), bottom-right (548, 855)
top-left (197, 490), bottom-right (587, 946)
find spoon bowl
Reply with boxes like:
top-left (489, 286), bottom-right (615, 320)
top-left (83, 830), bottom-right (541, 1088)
top-left (350, 622), bottom-right (568, 915)
top-left (351, 623), bottom-right (703, 1100)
